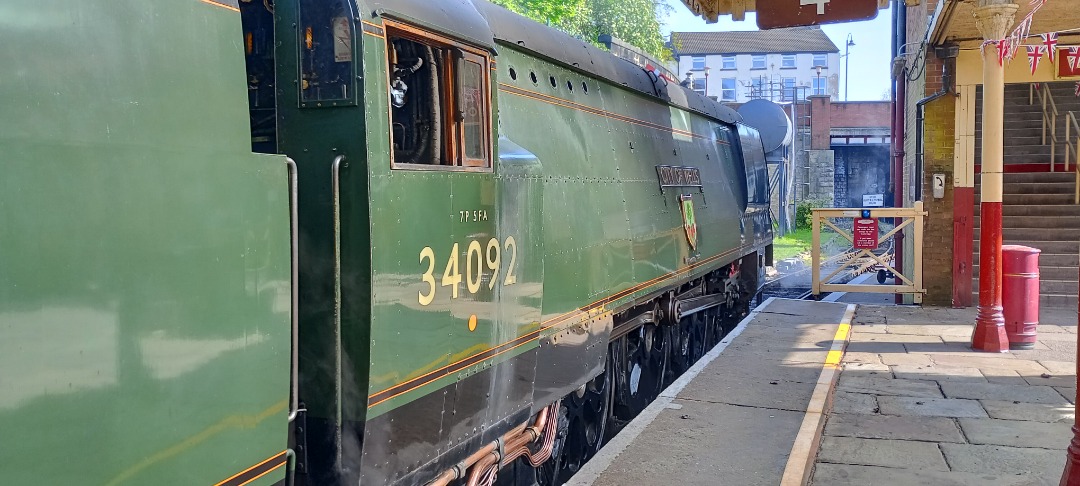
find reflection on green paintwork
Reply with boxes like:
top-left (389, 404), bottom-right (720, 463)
top-left (0, 1), bottom-right (290, 485)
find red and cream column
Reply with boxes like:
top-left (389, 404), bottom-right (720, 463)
top-left (971, 0), bottom-right (1017, 352)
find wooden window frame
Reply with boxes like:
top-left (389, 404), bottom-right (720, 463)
top-left (384, 20), bottom-right (493, 172)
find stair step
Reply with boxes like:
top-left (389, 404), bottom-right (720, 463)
top-left (967, 292), bottom-right (1079, 310)
top-left (994, 172), bottom-right (1077, 183)
top-left (974, 264), bottom-right (1079, 281)
top-left (1001, 215), bottom-right (1080, 227)
top-left (973, 240), bottom-right (1080, 254)
top-left (975, 204), bottom-right (1080, 216)
top-left (970, 279), bottom-right (1078, 295)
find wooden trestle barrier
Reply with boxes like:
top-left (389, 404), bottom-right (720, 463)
top-left (811, 201), bottom-right (927, 304)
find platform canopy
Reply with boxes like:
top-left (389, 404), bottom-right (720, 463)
top-left (929, 0), bottom-right (1080, 47)
top-left (680, 0), bottom-right (890, 25)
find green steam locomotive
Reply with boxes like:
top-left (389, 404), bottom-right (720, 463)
top-left (0, 0), bottom-right (772, 485)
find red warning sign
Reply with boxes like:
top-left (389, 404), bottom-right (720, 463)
top-left (853, 218), bottom-right (879, 250)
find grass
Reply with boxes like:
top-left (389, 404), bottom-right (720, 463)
top-left (773, 227), bottom-right (846, 263)
top-left (773, 227), bottom-right (814, 262)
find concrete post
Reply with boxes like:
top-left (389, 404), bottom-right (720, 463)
top-left (971, 0), bottom-right (1017, 353)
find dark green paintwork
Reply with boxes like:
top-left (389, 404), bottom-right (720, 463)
top-left (0, 1), bottom-right (291, 484)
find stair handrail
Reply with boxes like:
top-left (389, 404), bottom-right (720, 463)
top-left (1029, 83), bottom-right (1060, 171)
top-left (1067, 111), bottom-right (1079, 203)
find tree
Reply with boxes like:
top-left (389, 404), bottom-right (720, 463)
top-left (488, 0), bottom-right (672, 61)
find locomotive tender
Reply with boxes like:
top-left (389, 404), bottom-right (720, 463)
top-left (0, 0), bottom-right (772, 485)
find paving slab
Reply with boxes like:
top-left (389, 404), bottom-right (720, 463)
top-left (930, 356), bottom-right (1050, 372)
top-left (844, 341), bottom-right (909, 354)
top-left (879, 353), bottom-right (934, 366)
top-left (836, 375), bottom-right (944, 398)
top-left (811, 462), bottom-right (1055, 485)
top-left (980, 368), bottom-right (1029, 386)
top-left (941, 382), bottom-right (1067, 404)
top-left (823, 413), bottom-right (965, 443)
top-left (958, 418), bottom-right (1072, 449)
top-left (876, 396), bottom-right (989, 418)
top-left (891, 364), bottom-right (987, 383)
top-left (676, 361), bottom-right (819, 412)
top-left (1022, 373), bottom-right (1077, 388)
top-left (843, 352), bottom-right (884, 365)
top-left (1038, 360), bottom-right (1077, 376)
top-left (831, 392), bottom-right (878, 414)
top-left (885, 324), bottom-right (974, 337)
top-left (842, 361), bottom-right (890, 373)
top-left (904, 342), bottom-right (987, 355)
top-left (980, 400), bottom-right (1074, 423)
top-left (816, 436), bottom-right (949, 471)
top-left (939, 444), bottom-right (1066, 477)
top-left (1055, 387), bottom-right (1076, 404)
top-left (590, 399), bottom-right (805, 486)
top-left (848, 333), bottom-right (943, 344)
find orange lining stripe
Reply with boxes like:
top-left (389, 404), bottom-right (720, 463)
top-left (502, 84), bottom-right (698, 139)
top-left (198, 0), bottom-right (240, 13)
top-left (366, 244), bottom-right (750, 403)
top-left (214, 452), bottom-right (287, 486)
top-left (368, 337), bottom-right (538, 408)
top-left (500, 83), bottom-right (730, 145)
top-left (236, 461), bottom-right (288, 486)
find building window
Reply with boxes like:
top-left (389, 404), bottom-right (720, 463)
top-left (812, 76), bottom-right (827, 96)
top-left (387, 21), bottom-right (492, 169)
top-left (781, 54), bottom-right (796, 68)
top-left (813, 53), bottom-right (828, 67)
top-left (781, 77), bottom-right (796, 101)
top-left (692, 56), bottom-right (706, 70)
top-left (750, 77), bottom-right (767, 99)
top-left (721, 78), bottom-right (737, 100)
top-left (751, 55), bottom-right (766, 69)
top-left (692, 77), bottom-right (706, 95)
top-left (720, 55), bottom-right (736, 69)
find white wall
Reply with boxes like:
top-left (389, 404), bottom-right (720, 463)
top-left (677, 52), bottom-right (840, 103)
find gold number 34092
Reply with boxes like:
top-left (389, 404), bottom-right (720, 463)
top-left (418, 236), bottom-right (517, 306)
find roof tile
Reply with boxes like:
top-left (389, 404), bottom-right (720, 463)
top-left (670, 27), bottom-right (839, 55)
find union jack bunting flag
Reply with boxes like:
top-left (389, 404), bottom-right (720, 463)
top-left (1027, 45), bottom-right (1046, 74)
top-left (1042, 33), bottom-right (1058, 62)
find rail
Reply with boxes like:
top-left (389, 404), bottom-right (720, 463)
top-left (811, 202), bottom-right (926, 303)
top-left (1030, 84), bottom-right (1059, 171)
top-left (330, 154), bottom-right (345, 465)
top-left (286, 158), bottom-right (301, 422)
top-left (1066, 111), bottom-right (1080, 203)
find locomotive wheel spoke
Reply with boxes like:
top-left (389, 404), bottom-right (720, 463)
top-left (540, 355), bottom-right (613, 486)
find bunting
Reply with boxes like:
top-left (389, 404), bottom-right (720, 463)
top-left (1043, 33), bottom-right (1058, 62)
top-left (1027, 45), bottom-right (1046, 74)
top-left (1069, 46), bottom-right (1080, 71)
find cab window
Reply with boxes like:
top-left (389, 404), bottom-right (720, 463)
top-left (386, 22), bottom-right (491, 169)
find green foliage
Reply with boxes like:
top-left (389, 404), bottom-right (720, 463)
top-left (488, 0), bottom-right (672, 61)
top-left (795, 198), bottom-right (830, 230)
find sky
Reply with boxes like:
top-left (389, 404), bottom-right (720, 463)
top-left (658, 0), bottom-right (895, 102)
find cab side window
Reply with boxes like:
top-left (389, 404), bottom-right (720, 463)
top-left (386, 22), bottom-right (491, 169)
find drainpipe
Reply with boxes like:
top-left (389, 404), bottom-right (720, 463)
top-left (891, 0), bottom-right (907, 303)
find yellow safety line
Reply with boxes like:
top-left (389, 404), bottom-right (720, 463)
top-left (779, 304), bottom-right (857, 486)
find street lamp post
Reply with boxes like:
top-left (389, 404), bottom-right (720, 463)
top-left (844, 34), bottom-right (855, 101)
top-left (704, 66), bottom-right (711, 97)
top-left (815, 66), bottom-right (823, 97)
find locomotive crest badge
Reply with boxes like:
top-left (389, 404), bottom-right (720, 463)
top-left (680, 194), bottom-right (698, 250)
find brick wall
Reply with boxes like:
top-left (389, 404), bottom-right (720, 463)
top-left (829, 101), bottom-right (891, 128)
top-left (920, 95), bottom-right (956, 306)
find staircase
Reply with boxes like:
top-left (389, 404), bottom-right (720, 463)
top-left (973, 82), bottom-right (1080, 310)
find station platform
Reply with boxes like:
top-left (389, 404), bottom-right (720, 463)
top-left (567, 298), bottom-right (1080, 486)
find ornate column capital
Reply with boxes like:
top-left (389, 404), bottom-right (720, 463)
top-left (973, 1), bottom-right (1019, 41)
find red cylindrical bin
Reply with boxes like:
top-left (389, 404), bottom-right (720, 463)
top-left (1002, 245), bottom-right (1041, 350)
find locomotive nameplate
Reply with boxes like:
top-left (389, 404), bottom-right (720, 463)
top-left (656, 165), bottom-right (702, 188)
